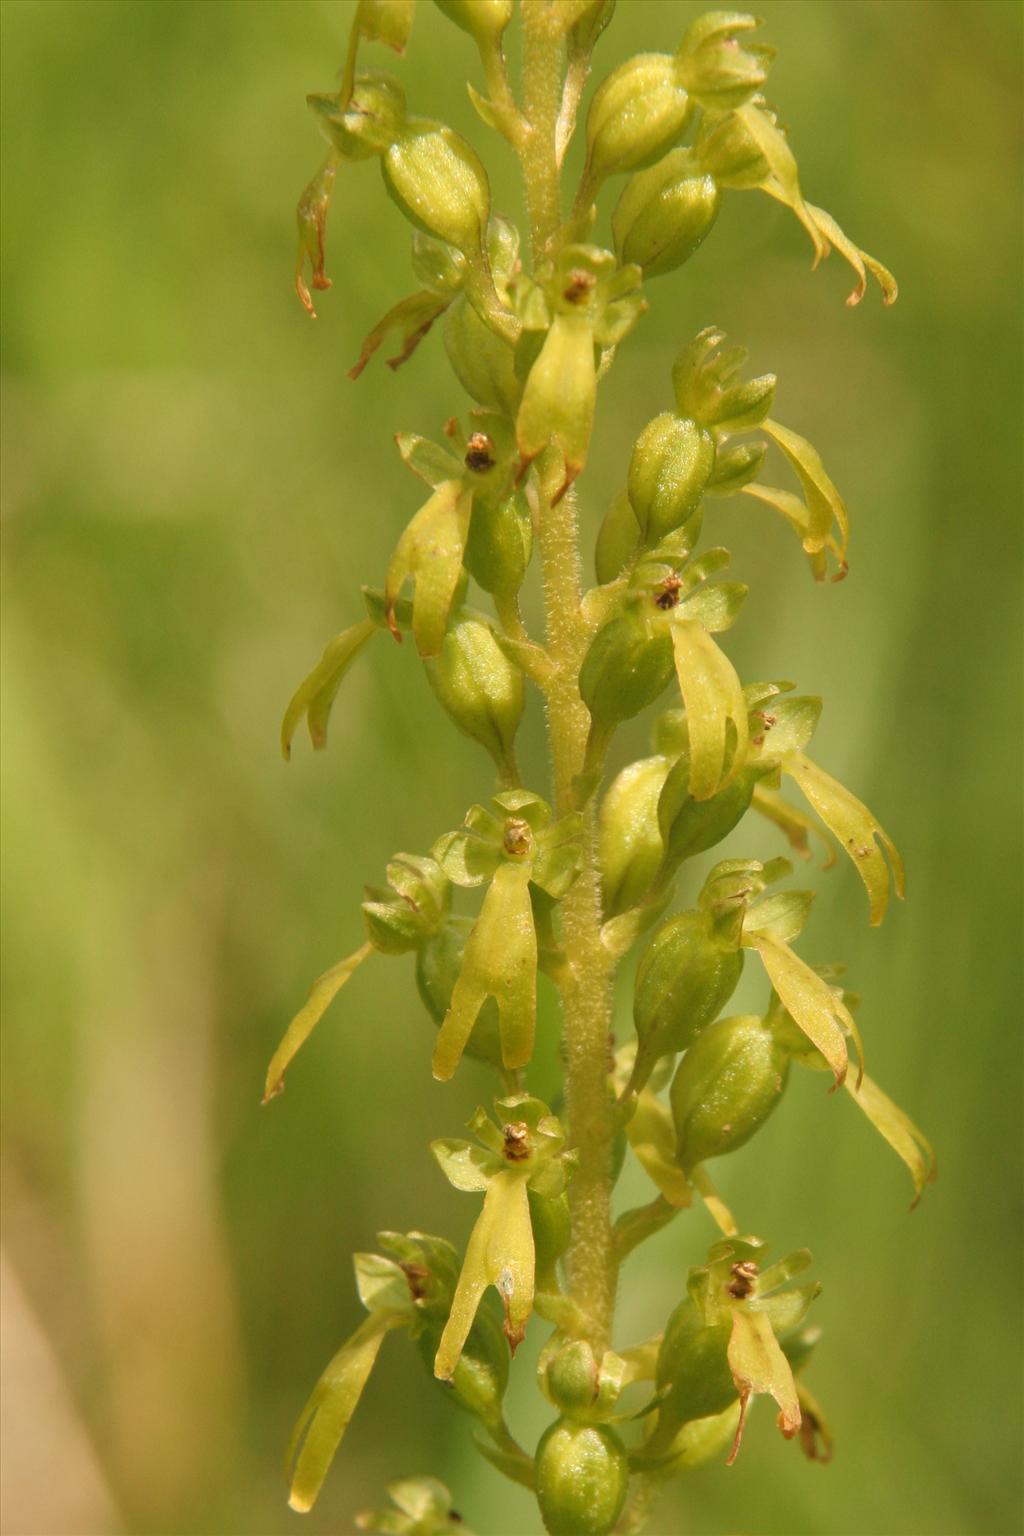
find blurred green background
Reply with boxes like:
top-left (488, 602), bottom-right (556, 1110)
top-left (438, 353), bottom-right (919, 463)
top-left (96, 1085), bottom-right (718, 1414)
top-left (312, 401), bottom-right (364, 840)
top-left (2, 2), bottom-right (1021, 1533)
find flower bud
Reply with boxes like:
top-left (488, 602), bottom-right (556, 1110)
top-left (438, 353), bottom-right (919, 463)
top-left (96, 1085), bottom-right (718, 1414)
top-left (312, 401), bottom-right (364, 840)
top-left (444, 296), bottom-right (520, 413)
top-left (425, 612), bottom-right (524, 775)
top-left (584, 54), bottom-right (692, 188)
top-left (579, 603), bottom-right (674, 734)
top-left (655, 1297), bottom-right (735, 1426)
top-left (384, 119), bottom-right (491, 255)
top-left (434, 0), bottom-right (513, 43)
top-left (632, 909), bottom-right (744, 1088)
top-left (627, 412), bottom-right (715, 546)
top-left (415, 917), bottom-right (504, 1066)
top-left (676, 11), bottom-right (772, 111)
top-left (308, 73), bottom-right (407, 160)
top-left (612, 149), bottom-right (721, 279)
top-left (535, 1418), bottom-right (629, 1536)
top-left (362, 854), bottom-right (450, 954)
top-left (465, 490), bottom-right (532, 598)
top-left (594, 490), bottom-right (640, 585)
top-left (670, 1013), bottom-right (790, 1171)
top-left (544, 1339), bottom-right (599, 1416)
top-left (658, 753), bottom-right (761, 876)
top-left (599, 754), bottom-right (671, 916)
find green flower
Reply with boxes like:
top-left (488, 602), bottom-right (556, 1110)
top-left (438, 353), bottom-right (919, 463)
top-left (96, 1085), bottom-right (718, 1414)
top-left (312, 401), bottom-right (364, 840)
top-left (430, 792), bottom-right (583, 1079)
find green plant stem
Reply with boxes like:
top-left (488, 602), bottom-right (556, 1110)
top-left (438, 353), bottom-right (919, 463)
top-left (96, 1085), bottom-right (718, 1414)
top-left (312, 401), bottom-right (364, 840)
top-left (518, 1), bottom-right (618, 1356)
top-left (520, 1), bottom-right (565, 263)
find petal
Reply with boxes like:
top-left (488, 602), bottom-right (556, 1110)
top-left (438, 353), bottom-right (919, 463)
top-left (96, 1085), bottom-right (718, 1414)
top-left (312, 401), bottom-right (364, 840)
top-left (748, 931), bottom-right (856, 1089)
top-left (434, 1171), bottom-right (534, 1378)
top-left (287, 1313), bottom-right (399, 1512)
top-left (385, 482), bottom-right (472, 658)
top-left (844, 1072), bottom-right (936, 1207)
top-left (263, 944), bottom-right (372, 1103)
top-left (670, 620), bottom-right (749, 802)
top-left (784, 751), bottom-right (905, 926)
top-left (281, 619), bottom-right (377, 759)
top-left (726, 1308), bottom-right (801, 1465)
top-left (761, 421), bottom-right (849, 562)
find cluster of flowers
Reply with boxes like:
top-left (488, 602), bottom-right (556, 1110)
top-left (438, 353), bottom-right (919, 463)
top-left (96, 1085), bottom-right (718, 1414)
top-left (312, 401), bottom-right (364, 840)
top-left (268, 4), bottom-right (931, 1532)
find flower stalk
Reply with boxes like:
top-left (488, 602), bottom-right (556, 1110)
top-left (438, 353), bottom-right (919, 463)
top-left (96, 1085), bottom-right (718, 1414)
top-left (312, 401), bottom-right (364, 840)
top-left (264, 5), bottom-right (932, 1531)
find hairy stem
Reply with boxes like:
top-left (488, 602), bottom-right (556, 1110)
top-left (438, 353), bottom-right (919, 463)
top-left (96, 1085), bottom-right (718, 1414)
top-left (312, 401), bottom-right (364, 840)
top-left (520, 1), bottom-right (565, 263)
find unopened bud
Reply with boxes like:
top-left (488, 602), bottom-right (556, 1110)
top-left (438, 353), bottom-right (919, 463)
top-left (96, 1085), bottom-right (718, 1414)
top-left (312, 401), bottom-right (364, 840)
top-left (434, 0), bottom-right (513, 43)
top-left (633, 909), bottom-right (744, 1083)
top-left (612, 149), bottom-right (721, 279)
top-left (384, 119), bottom-right (491, 254)
top-left (535, 1418), bottom-right (629, 1536)
top-left (544, 1340), bottom-right (599, 1416)
top-left (465, 490), bottom-right (533, 598)
top-left (627, 412), bottom-right (715, 545)
top-left (599, 754), bottom-right (671, 916)
top-left (579, 602), bottom-right (674, 733)
top-left (670, 1013), bottom-right (790, 1171)
top-left (594, 490), bottom-right (640, 585)
top-left (426, 612), bottom-right (524, 774)
top-left (584, 54), bottom-right (692, 189)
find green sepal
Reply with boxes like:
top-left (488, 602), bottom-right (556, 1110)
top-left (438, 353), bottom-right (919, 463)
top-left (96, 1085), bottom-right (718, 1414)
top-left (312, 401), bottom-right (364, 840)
top-left (263, 943), bottom-right (373, 1103)
top-left (386, 480), bottom-right (473, 657)
top-left (741, 888), bottom-right (815, 945)
top-left (396, 432), bottom-right (466, 487)
top-left (672, 326), bottom-right (776, 433)
top-left (751, 694), bottom-right (822, 759)
top-left (705, 440), bottom-right (767, 496)
top-left (308, 73), bottom-right (407, 160)
top-left (281, 618), bottom-right (377, 759)
top-left (362, 852), bottom-right (451, 954)
top-left (783, 751), bottom-right (905, 926)
top-left (286, 1311), bottom-right (405, 1513)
